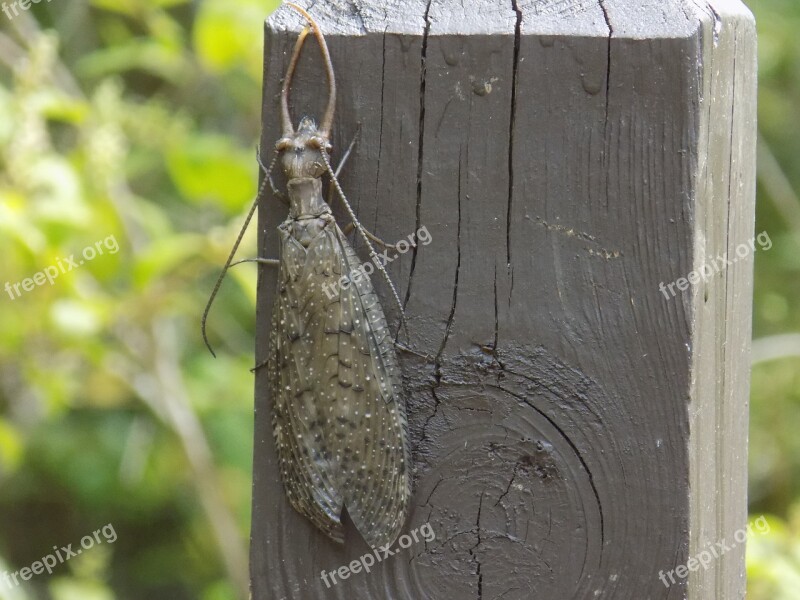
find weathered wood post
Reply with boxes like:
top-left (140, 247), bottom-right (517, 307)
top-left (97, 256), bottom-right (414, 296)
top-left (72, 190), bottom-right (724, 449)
top-left (251, 1), bottom-right (757, 598)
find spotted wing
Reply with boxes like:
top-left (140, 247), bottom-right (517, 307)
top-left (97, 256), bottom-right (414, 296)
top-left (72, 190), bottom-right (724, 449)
top-left (269, 217), bottom-right (410, 548)
top-left (330, 224), bottom-right (410, 548)
top-left (269, 221), bottom-right (346, 543)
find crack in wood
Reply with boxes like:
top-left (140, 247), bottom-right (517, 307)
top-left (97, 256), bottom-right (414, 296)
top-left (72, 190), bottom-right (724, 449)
top-left (403, 0), bottom-right (432, 310)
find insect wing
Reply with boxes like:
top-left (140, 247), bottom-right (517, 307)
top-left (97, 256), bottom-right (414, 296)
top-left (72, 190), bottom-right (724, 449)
top-left (269, 223), bottom-right (346, 542)
top-left (269, 220), bottom-right (410, 548)
top-left (332, 226), bottom-right (410, 548)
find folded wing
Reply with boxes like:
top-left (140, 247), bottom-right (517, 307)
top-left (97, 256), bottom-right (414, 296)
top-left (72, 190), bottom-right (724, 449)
top-left (269, 218), bottom-right (410, 548)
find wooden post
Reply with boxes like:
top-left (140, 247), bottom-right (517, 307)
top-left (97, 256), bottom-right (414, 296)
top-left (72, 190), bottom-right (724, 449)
top-left (251, 1), bottom-right (757, 598)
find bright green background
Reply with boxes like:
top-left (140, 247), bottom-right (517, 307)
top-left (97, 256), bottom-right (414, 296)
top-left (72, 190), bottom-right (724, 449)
top-left (0, 1), bottom-right (797, 598)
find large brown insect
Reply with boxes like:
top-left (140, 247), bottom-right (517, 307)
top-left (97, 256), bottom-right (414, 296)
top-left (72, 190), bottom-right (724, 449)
top-left (203, 2), bottom-right (410, 548)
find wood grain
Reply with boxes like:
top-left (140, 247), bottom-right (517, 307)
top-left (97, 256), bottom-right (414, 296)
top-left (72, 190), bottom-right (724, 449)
top-left (251, 1), bottom-right (756, 598)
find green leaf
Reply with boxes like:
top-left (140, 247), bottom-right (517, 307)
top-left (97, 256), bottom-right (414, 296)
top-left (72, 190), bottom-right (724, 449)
top-left (132, 233), bottom-right (205, 288)
top-left (193, 0), bottom-right (280, 79)
top-left (90, 0), bottom-right (189, 16)
top-left (0, 419), bottom-right (23, 474)
top-left (50, 578), bottom-right (115, 600)
top-left (166, 133), bottom-right (254, 212)
top-left (77, 40), bottom-right (188, 83)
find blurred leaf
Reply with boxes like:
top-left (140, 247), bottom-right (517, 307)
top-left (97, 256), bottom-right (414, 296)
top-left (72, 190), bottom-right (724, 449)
top-left (131, 233), bottom-right (205, 288)
top-left (165, 134), bottom-right (254, 212)
top-left (77, 40), bottom-right (188, 83)
top-left (50, 299), bottom-right (105, 337)
top-left (49, 578), bottom-right (115, 600)
top-left (0, 419), bottom-right (23, 474)
top-left (193, 0), bottom-right (276, 79)
top-left (201, 579), bottom-right (237, 600)
top-left (748, 510), bottom-right (800, 599)
top-left (90, 0), bottom-right (189, 16)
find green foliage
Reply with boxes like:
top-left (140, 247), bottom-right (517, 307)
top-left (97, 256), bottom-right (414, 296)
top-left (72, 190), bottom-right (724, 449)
top-left (0, 1), bottom-right (278, 598)
top-left (748, 0), bottom-right (800, 596)
top-left (748, 512), bottom-right (800, 600)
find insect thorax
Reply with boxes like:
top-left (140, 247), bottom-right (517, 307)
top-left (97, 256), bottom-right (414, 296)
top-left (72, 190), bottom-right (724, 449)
top-left (286, 177), bottom-right (329, 220)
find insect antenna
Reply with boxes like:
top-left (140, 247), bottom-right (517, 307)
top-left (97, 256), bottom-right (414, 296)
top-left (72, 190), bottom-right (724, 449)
top-left (280, 24), bottom-right (311, 136)
top-left (202, 150), bottom-right (280, 357)
top-left (320, 151), bottom-right (410, 338)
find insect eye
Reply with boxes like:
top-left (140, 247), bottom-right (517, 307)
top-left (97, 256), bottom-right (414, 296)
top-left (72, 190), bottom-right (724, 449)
top-left (276, 138), bottom-right (293, 151)
top-left (309, 137), bottom-right (332, 153)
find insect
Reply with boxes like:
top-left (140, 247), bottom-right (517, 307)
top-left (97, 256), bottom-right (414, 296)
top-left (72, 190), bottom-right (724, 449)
top-left (202, 3), bottom-right (411, 548)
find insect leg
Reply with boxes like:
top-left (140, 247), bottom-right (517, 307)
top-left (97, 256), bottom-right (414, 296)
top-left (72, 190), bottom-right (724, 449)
top-left (329, 128), bottom-right (396, 250)
top-left (257, 146), bottom-right (287, 206)
top-left (394, 341), bottom-right (436, 364)
top-left (334, 124), bottom-right (361, 178)
top-left (250, 357), bottom-right (270, 374)
top-left (202, 150), bottom-right (280, 357)
top-left (247, 258), bottom-right (279, 372)
top-left (326, 124), bottom-right (361, 208)
top-left (230, 258), bottom-right (280, 268)
top-left (340, 223), bottom-right (396, 250)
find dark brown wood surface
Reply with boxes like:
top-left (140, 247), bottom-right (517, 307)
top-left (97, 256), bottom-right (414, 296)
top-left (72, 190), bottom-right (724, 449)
top-left (251, 1), bottom-right (757, 598)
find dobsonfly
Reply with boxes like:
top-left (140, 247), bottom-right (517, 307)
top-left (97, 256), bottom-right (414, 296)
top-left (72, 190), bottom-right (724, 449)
top-left (202, 2), bottom-right (411, 548)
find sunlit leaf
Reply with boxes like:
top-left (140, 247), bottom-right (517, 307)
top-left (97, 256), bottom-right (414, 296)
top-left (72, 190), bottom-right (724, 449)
top-left (50, 299), bottom-right (104, 337)
top-left (165, 133), bottom-right (254, 212)
top-left (131, 233), bottom-right (205, 288)
top-left (193, 0), bottom-right (277, 79)
top-left (0, 419), bottom-right (23, 473)
top-left (77, 40), bottom-right (188, 84)
top-left (49, 578), bottom-right (115, 600)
